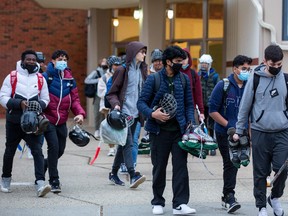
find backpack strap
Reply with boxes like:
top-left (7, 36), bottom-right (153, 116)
top-left (46, 71), bottom-right (53, 86)
top-left (37, 73), bottom-right (44, 94)
top-left (152, 72), bottom-right (186, 93)
top-left (222, 78), bottom-right (230, 115)
top-left (10, 70), bottom-right (17, 97)
top-left (283, 73), bottom-right (288, 109)
top-left (191, 69), bottom-right (196, 88)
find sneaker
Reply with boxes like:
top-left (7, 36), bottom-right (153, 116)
top-left (27, 147), bottom-right (33, 159)
top-left (258, 207), bottom-right (268, 216)
top-left (51, 180), bottom-right (61, 194)
top-left (109, 172), bottom-right (125, 186)
top-left (130, 173), bottom-right (146, 188)
top-left (119, 163), bottom-right (128, 174)
top-left (35, 180), bottom-right (51, 197)
top-left (1, 177), bottom-right (11, 193)
top-left (221, 193), bottom-right (241, 213)
top-left (268, 195), bottom-right (284, 216)
top-left (210, 149), bottom-right (216, 156)
top-left (152, 205), bottom-right (164, 215)
top-left (94, 130), bottom-right (100, 140)
top-left (173, 204), bottom-right (196, 215)
top-left (141, 133), bottom-right (150, 144)
top-left (107, 148), bottom-right (115, 156)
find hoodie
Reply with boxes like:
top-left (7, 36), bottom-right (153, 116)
top-left (236, 64), bottom-right (288, 134)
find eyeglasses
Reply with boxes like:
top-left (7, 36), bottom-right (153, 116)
top-left (238, 67), bottom-right (252, 72)
top-left (139, 49), bottom-right (146, 55)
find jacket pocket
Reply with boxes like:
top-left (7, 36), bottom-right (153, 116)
top-left (255, 110), bottom-right (264, 123)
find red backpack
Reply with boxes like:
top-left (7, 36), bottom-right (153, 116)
top-left (10, 70), bottom-right (44, 97)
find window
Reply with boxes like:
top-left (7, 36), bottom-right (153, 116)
top-left (283, 0), bottom-right (288, 40)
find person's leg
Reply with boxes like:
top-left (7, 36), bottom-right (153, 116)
top-left (56, 124), bottom-right (68, 159)
top-left (94, 96), bottom-right (105, 137)
top-left (150, 130), bottom-right (172, 207)
top-left (132, 121), bottom-right (141, 167)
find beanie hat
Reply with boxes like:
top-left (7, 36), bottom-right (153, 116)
top-left (107, 55), bottom-right (121, 66)
top-left (151, 49), bottom-right (163, 62)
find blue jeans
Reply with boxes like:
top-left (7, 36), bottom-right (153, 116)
top-left (132, 121), bottom-right (141, 166)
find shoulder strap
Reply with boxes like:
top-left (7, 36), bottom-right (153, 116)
top-left (222, 78), bottom-right (230, 115)
top-left (10, 70), bottom-right (17, 97)
top-left (252, 73), bottom-right (260, 105)
top-left (153, 72), bottom-right (161, 93)
top-left (179, 72), bottom-right (186, 90)
top-left (37, 73), bottom-right (44, 94)
top-left (102, 74), bottom-right (107, 84)
top-left (283, 73), bottom-right (288, 109)
top-left (191, 69), bottom-right (196, 87)
top-left (46, 71), bottom-right (53, 86)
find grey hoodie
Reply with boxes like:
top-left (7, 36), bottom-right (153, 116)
top-left (236, 64), bottom-right (288, 134)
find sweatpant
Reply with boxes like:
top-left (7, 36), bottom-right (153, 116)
top-left (150, 129), bottom-right (189, 209)
top-left (251, 129), bottom-right (288, 208)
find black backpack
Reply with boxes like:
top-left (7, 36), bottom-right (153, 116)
top-left (84, 70), bottom-right (101, 98)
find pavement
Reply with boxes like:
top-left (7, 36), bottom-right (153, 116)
top-left (0, 119), bottom-right (288, 216)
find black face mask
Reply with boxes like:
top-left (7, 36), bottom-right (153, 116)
top-left (171, 63), bottom-right (182, 74)
top-left (268, 66), bottom-right (282, 76)
top-left (22, 63), bottom-right (38, 74)
top-left (101, 65), bottom-right (108, 70)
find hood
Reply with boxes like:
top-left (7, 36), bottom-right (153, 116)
top-left (125, 41), bottom-right (147, 65)
top-left (16, 60), bottom-right (40, 75)
top-left (253, 64), bottom-right (279, 78)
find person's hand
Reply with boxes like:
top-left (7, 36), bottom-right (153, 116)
top-left (114, 105), bottom-right (121, 110)
top-left (20, 100), bottom-right (28, 110)
top-left (200, 113), bottom-right (205, 121)
top-left (233, 133), bottom-right (240, 142)
top-left (152, 107), bottom-right (170, 123)
top-left (74, 115), bottom-right (84, 124)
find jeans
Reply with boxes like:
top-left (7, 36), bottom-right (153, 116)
top-left (132, 121), bottom-right (141, 166)
top-left (112, 120), bottom-right (138, 177)
top-left (43, 123), bottom-right (67, 184)
top-left (216, 132), bottom-right (238, 196)
top-left (2, 121), bottom-right (45, 182)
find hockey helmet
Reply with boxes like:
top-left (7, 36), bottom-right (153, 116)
top-left (107, 109), bottom-right (127, 130)
top-left (69, 124), bottom-right (90, 147)
top-left (159, 93), bottom-right (177, 118)
top-left (20, 111), bottom-right (38, 134)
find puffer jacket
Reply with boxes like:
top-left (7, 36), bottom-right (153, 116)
top-left (137, 68), bottom-right (195, 135)
top-left (0, 61), bottom-right (49, 123)
top-left (42, 62), bottom-right (86, 125)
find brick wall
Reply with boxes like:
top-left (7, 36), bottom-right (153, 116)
top-left (0, 0), bottom-right (87, 118)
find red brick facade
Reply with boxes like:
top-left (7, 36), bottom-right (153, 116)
top-left (0, 0), bottom-right (87, 118)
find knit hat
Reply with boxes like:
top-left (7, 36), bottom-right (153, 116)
top-left (107, 55), bottom-right (121, 66)
top-left (151, 49), bottom-right (163, 62)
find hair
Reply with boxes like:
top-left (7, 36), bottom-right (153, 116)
top-left (264, 44), bottom-right (283, 62)
top-left (21, 50), bottom-right (37, 61)
top-left (51, 50), bottom-right (69, 60)
top-left (232, 55), bottom-right (253, 67)
top-left (162, 45), bottom-right (186, 66)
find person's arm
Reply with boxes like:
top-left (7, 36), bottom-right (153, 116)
top-left (84, 70), bottom-right (100, 84)
top-left (97, 76), bottom-right (106, 99)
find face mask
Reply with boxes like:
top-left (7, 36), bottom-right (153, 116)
top-left (171, 63), bottom-right (182, 73)
top-left (55, 60), bottom-right (67, 71)
top-left (238, 70), bottom-right (250, 81)
top-left (101, 65), bottom-right (108, 70)
top-left (22, 63), bottom-right (38, 74)
top-left (268, 66), bottom-right (282, 76)
top-left (182, 64), bottom-right (189, 70)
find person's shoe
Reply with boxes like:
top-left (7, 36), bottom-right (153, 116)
top-left (221, 193), bottom-right (241, 213)
top-left (210, 149), bottom-right (216, 156)
top-left (1, 177), bottom-right (11, 193)
top-left (35, 180), bottom-right (51, 197)
top-left (268, 195), bottom-right (284, 216)
top-left (152, 205), bottom-right (164, 215)
top-left (27, 147), bottom-right (33, 159)
top-left (50, 180), bottom-right (61, 194)
top-left (258, 207), bottom-right (268, 216)
top-left (130, 173), bottom-right (146, 188)
top-left (94, 130), bottom-right (100, 140)
top-left (119, 163), bottom-right (128, 174)
top-left (109, 172), bottom-right (125, 186)
top-left (141, 133), bottom-right (150, 144)
top-left (107, 148), bottom-right (115, 156)
top-left (173, 204), bottom-right (196, 215)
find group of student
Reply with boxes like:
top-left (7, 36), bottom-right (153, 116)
top-left (0, 43), bottom-right (287, 216)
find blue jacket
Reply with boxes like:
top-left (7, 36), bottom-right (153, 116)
top-left (137, 68), bottom-right (195, 135)
top-left (209, 74), bottom-right (248, 135)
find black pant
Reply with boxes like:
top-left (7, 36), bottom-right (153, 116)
top-left (150, 129), bottom-right (189, 208)
top-left (216, 132), bottom-right (238, 196)
top-left (251, 129), bottom-right (288, 208)
top-left (44, 123), bottom-right (67, 184)
top-left (2, 121), bottom-right (45, 182)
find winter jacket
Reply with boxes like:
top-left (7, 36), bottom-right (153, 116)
top-left (209, 74), bottom-right (248, 135)
top-left (0, 61), bottom-right (49, 123)
top-left (42, 62), bottom-right (86, 125)
top-left (181, 48), bottom-right (204, 114)
top-left (236, 65), bottom-right (288, 134)
top-left (137, 68), bottom-right (195, 135)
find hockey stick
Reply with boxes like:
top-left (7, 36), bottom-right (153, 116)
top-left (270, 160), bottom-right (288, 186)
top-left (86, 131), bottom-right (102, 165)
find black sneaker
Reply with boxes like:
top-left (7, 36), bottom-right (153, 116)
top-left (109, 172), bottom-right (125, 186)
top-left (221, 193), bottom-right (241, 213)
top-left (51, 184), bottom-right (61, 194)
top-left (130, 173), bottom-right (146, 188)
top-left (141, 133), bottom-right (150, 144)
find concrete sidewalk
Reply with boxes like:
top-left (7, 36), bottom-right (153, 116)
top-left (0, 120), bottom-right (288, 216)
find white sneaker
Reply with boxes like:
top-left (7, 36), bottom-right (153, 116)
top-left (1, 177), bottom-right (11, 193)
top-left (94, 130), bottom-right (100, 140)
top-left (107, 148), bottom-right (115, 156)
top-left (173, 204), bottom-right (196, 215)
top-left (268, 195), bottom-right (284, 216)
top-left (27, 147), bottom-right (33, 159)
top-left (258, 207), bottom-right (268, 216)
top-left (152, 205), bottom-right (164, 215)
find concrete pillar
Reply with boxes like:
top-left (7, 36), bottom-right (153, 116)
top-left (139, 0), bottom-right (166, 64)
top-left (86, 8), bottom-right (112, 126)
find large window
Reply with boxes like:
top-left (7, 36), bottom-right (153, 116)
top-left (283, 0), bottom-right (288, 40)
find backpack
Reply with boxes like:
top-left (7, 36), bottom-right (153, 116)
top-left (10, 71), bottom-right (44, 97)
top-left (84, 70), bottom-right (101, 98)
top-left (222, 73), bottom-right (288, 115)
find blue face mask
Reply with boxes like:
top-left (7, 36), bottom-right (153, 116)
top-left (182, 64), bottom-right (189, 70)
top-left (238, 70), bottom-right (250, 81)
top-left (55, 60), bottom-right (67, 71)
